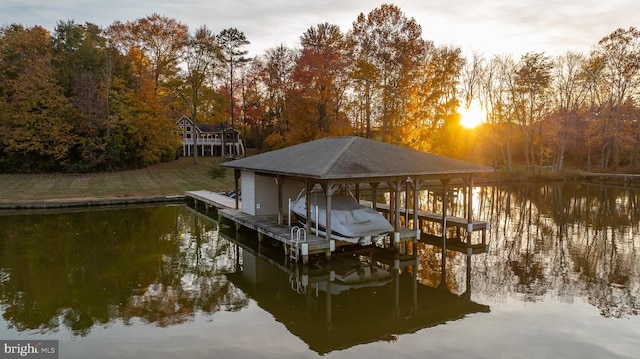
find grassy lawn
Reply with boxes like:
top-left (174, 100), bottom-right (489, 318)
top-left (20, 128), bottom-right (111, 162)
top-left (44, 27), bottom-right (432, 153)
top-left (0, 156), bottom-right (235, 203)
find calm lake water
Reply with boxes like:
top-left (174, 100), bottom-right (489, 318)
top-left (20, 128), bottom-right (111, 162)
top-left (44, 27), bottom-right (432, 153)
top-left (1, 182), bottom-right (639, 358)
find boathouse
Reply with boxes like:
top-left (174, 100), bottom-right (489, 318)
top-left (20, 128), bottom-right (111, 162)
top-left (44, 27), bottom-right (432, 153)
top-left (221, 136), bottom-right (493, 262)
top-left (175, 115), bottom-right (245, 157)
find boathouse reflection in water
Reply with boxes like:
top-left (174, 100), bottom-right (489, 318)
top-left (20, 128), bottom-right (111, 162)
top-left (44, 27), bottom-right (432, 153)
top-left (218, 220), bottom-right (490, 355)
top-left (1, 182), bottom-right (639, 358)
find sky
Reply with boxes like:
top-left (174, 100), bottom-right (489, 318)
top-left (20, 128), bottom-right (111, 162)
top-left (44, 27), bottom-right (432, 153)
top-left (2, 0), bottom-right (638, 58)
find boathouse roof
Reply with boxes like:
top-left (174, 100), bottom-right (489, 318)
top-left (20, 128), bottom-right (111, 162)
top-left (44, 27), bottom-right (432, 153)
top-left (223, 136), bottom-right (493, 180)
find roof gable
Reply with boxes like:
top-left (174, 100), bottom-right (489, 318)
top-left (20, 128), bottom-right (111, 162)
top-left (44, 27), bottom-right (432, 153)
top-left (175, 116), bottom-right (240, 134)
top-left (223, 136), bottom-right (493, 180)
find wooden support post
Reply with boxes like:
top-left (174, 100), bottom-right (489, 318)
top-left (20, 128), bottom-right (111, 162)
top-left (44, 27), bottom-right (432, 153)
top-left (441, 179), bottom-right (450, 254)
top-left (325, 191), bottom-right (332, 244)
top-left (412, 178), bottom-right (421, 234)
top-left (404, 179), bottom-right (410, 225)
top-left (276, 175), bottom-right (283, 225)
top-left (303, 243), bottom-right (310, 264)
top-left (304, 180), bottom-right (313, 235)
top-left (465, 176), bottom-right (474, 245)
top-left (371, 183), bottom-right (379, 211)
top-left (389, 178), bottom-right (402, 252)
top-left (234, 169), bottom-right (241, 210)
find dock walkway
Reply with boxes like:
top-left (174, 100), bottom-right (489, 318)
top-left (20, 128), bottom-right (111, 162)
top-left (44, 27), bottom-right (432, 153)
top-left (186, 190), bottom-right (331, 263)
top-left (186, 190), bottom-right (240, 210)
top-left (360, 200), bottom-right (489, 233)
top-left (185, 190), bottom-right (487, 261)
top-left (361, 200), bottom-right (489, 252)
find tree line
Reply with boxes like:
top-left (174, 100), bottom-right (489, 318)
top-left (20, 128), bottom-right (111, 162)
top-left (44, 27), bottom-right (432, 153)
top-left (1, 4), bottom-right (638, 173)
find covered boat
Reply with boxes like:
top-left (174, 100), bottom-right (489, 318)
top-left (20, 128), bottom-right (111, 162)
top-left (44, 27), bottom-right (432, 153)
top-left (291, 192), bottom-right (393, 245)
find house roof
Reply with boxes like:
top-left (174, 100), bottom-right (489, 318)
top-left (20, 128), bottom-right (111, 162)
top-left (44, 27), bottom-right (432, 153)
top-left (176, 116), bottom-right (240, 134)
top-left (222, 136), bottom-right (493, 181)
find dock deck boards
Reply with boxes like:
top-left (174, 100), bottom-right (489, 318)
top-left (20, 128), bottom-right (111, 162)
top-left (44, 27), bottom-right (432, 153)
top-left (186, 190), bottom-right (240, 210)
top-left (186, 190), bottom-right (487, 261)
top-left (361, 201), bottom-right (489, 232)
top-left (186, 190), bottom-right (331, 261)
top-left (218, 208), bottom-right (331, 255)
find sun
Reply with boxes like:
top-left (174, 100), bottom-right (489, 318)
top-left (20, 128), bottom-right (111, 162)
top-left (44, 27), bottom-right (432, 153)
top-left (459, 101), bottom-right (485, 129)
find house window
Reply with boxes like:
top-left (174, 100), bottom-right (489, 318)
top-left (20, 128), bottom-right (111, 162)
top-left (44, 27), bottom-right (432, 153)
top-left (186, 134), bottom-right (191, 139)
top-left (186, 126), bottom-right (191, 132)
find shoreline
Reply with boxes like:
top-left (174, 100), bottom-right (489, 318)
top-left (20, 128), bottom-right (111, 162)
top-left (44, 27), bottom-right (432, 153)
top-left (2, 171), bottom-right (640, 211)
top-left (0, 194), bottom-right (187, 210)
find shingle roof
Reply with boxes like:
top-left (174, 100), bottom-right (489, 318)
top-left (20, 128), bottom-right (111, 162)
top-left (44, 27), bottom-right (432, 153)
top-left (222, 136), bottom-right (493, 180)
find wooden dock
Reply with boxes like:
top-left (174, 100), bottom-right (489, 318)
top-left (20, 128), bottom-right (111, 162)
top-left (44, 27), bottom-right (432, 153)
top-left (362, 201), bottom-right (490, 232)
top-left (186, 190), bottom-right (331, 263)
top-left (185, 190), bottom-right (488, 263)
top-left (361, 201), bottom-right (489, 251)
top-left (186, 190), bottom-right (240, 210)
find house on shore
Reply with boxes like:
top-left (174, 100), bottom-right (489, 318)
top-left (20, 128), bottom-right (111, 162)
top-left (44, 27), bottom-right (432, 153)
top-left (175, 115), bottom-right (245, 157)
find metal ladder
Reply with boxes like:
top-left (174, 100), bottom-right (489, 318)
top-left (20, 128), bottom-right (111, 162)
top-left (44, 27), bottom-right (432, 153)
top-left (289, 226), bottom-right (307, 261)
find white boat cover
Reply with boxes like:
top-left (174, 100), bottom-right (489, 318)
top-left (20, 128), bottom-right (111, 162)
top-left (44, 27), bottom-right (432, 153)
top-left (291, 192), bottom-right (393, 244)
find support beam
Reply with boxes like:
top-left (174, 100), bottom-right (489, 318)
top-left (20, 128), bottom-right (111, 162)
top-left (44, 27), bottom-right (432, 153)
top-left (371, 183), bottom-right (379, 211)
top-left (441, 178), bottom-right (451, 253)
top-left (277, 175), bottom-right (283, 225)
top-left (387, 178), bottom-right (403, 251)
top-left (304, 180), bottom-right (313, 235)
top-left (467, 176), bottom-right (474, 244)
top-left (325, 192), bottom-right (332, 243)
top-left (464, 176), bottom-right (474, 225)
top-left (394, 179), bottom-right (402, 232)
top-left (411, 178), bottom-right (421, 253)
top-left (234, 169), bottom-right (241, 210)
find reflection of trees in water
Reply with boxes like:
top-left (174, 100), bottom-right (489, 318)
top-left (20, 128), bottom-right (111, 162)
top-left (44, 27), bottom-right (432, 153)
top-left (439, 182), bottom-right (640, 318)
top-left (124, 209), bottom-right (249, 327)
top-left (0, 205), bottom-right (248, 335)
top-left (415, 244), bottom-right (462, 293)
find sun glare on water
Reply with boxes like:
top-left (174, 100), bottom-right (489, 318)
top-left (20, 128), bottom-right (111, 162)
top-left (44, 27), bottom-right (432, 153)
top-left (459, 101), bottom-right (485, 129)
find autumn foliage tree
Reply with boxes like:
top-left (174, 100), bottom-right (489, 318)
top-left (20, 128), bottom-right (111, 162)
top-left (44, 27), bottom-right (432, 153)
top-left (2, 6), bottom-right (640, 174)
top-left (286, 23), bottom-right (350, 143)
top-left (347, 4), bottom-right (424, 143)
top-left (0, 17), bottom-right (184, 172)
top-left (0, 25), bottom-right (74, 171)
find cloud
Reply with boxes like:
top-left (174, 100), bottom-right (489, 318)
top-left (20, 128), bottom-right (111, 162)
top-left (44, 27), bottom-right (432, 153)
top-left (1, 0), bottom-right (638, 58)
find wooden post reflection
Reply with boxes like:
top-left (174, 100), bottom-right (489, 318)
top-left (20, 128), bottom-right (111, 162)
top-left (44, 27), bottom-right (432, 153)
top-left (394, 255), bottom-right (400, 318)
top-left (440, 245), bottom-right (447, 289)
top-left (464, 252), bottom-right (472, 300)
top-left (326, 276), bottom-right (332, 326)
top-left (412, 256), bottom-right (419, 315)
